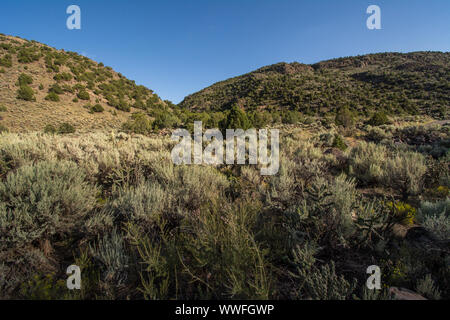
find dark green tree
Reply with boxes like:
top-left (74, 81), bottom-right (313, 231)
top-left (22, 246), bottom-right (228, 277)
top-left (220, 105), bottom-right (252, 131)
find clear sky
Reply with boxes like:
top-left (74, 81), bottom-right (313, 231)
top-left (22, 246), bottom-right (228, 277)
top-left (0, 0), bottom-right (449, 103)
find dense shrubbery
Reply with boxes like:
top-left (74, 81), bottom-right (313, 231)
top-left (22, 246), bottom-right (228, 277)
top-left (17, 47), bottom-right (41, 63)
top-left (0, 37), bottom-right (448, 300)
top-left (219, 105), bottom-right (252, 131)
top-left (0, 124), bottom-right (447, 300)
top-left (349, 142), bottom-right (427, 199)
top-left (121, 113), bottom-right (152, 134)
top-left (179, 52), bottom-right (450, 119)
top-left (0, 161), bottom-right (97, 251)
top-left (152, 111), bottom-right (180, 130)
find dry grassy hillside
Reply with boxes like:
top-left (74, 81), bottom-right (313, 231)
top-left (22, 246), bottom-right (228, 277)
top-left (0, 34), bottom-right (167, 133)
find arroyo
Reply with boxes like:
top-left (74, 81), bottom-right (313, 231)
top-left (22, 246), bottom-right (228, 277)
top-left (171, 121), bottom-right (280, 175)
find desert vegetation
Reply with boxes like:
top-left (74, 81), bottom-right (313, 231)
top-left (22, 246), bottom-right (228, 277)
top-left (0, 117), bottom-right (448, 300)
top-left (0, 33), bottom-right (448, 301)
top-left (180, 53), bottom-right (450, 120)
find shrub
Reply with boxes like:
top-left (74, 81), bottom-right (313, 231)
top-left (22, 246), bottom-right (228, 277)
top-left (152, 112), bottom-right (180, 130)
top-left (19, 274), bottom-right (68, 300)
top-left (102, 182), bottom-right (168, 227)
top-left (335, 107), bottom-right (355, 128)
top-left (17, 48), bottom-right (40, 63)
top-left (57, 123), bottom-right (76, 134)
top-left (48, 84), bottom-right (63, 94)
top-left (43, 124), bottom-right (56, 134)
top-left (0, 161), bottom-right (97, 250)
top-left (61, 84), bottom-right (74, 93)
top-left (77, 90), bottom-right (90, 101)
top-left (389, 201), bottom-right (416, 226)
top-left (116, 99), bottom-right (130, 112)
top-left (329, 174), bottom-right (358, 236)
top-left (267, 156), bottom-right (297, 204)
top-left (53, 72), bottom-right (72, 82)
top-left (294, 176), bottom-right (358, 247)
top-left (89, 229), bottom-right (129, 286)
top-left (296, 261), bottom-right (357, 300)
top-left (73, 84), bottom-right (85, 91)
top-left (366, 126), bottom-right (392, 143)
top-left (45, 92), bottom-right (60, 102)
top-left (332, 134), bottom-right (348, 151)
top-left (122, 113), bottom-right (152, 135)
top-left (349, 142), bottom-right (386, 185)
top-left (17, 85), bottom-right (35, 101)
top-left (130, 198), bottom-right (270, 300)
top-left (417, 199), bottom-right (449, 240)
top-left (281, 110), bottom-right (301, 124)
top-left (368, 112), bottom-right (390, 126)
top-left (90, 104), bottom-right (104, 113)
top-left (248, 110), bottom-right (272, 128)
top-left (133, 99), bottom-right (145, 110)
top-left (220, 105), bottom-right (252, 131)
top-left (18, 73), bottom-right (33, 86)
top-left (0, 68), bottom-right (5, 73)
top-left (416, 274), bottom-right (441, 300)
top-left (0, 54), bottom-right (12, 67)
top-left (172, 165), bottom-right (229, 212)
top-left (0, 106), bottom-right (7, 112)
top-left (383, 151), bottom-right (427, 198)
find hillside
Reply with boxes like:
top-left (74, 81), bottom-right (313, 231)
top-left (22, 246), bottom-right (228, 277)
top-left (179, 52), bottom-right (450, 119)
top-left (0, 34), bottom-right (168, 133)
top-left (0, 37), bottom-right (449, 301)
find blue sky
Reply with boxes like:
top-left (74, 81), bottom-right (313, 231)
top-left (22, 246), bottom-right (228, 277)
top-left (0, 0), bottom-right (449, 103)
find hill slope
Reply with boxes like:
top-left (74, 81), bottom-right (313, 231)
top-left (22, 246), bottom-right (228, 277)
top-left (0, 34), bottom-right (168, 133)
top-left (179, 52), bottom-right (450, 119)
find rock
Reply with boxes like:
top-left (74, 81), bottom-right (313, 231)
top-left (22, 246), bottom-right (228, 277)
top-left (389, 287), bottom-right (427, 300)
